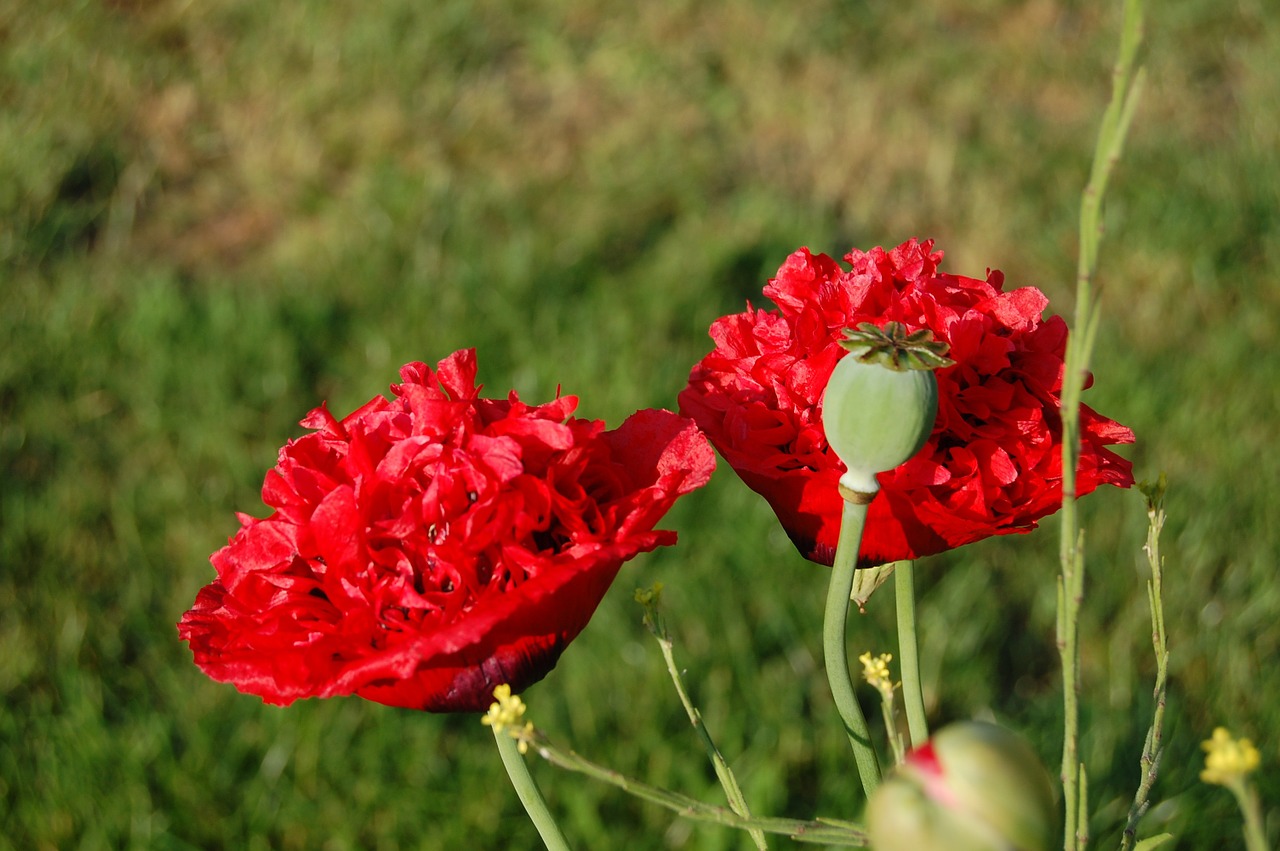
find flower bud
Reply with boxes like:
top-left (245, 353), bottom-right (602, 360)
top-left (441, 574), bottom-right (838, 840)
top-left (822, 323), bottom-right (951, 494)
top-left (866, 721), bottom-right (1059, 851)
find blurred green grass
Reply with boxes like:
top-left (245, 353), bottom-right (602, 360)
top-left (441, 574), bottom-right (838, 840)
top-left (3, 0), bottom-right (1278, 848)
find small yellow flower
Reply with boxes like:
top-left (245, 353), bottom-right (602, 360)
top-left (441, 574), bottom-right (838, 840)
top-left (859, 651), bottom-right (896, 703)
top-left (481, 684), bottom-right (527, 733)
top-left (481, 685), bottom-right (535, 753)
top-left (633, 583), bottom-right (664, 607)
top-left (509, 721), bottom-right (535, 754)
top-left (1201, 727), bottom-right (1261, 785)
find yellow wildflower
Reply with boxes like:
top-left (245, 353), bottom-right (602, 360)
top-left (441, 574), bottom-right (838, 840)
top-left (1201, 727), bottom-right (1261, 785)
top-left (859, 651), bottom-right (896, 703)
top-left (633, 583), bottom-right (664, 607)
top-left (481, 685), bottom-right (534, 754)
top-left (481, 684), bottom-right (526, 733)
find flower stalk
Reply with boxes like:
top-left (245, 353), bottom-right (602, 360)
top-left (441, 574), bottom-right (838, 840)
top-left (1230, 782), bottom-right (1268, 851)
top-left (893, 560), bottom-right (929, 748)
top-left (512, 722), bottom-right (869, 846)
top-left (1200, 728), bottom-right (1267, 851)
top-left (485, 686), bottom-right (572, 851)
top-left (859, 652), bottom-right (905, 765)
top-left (1120, 478), bottom-right (1169, 851)
top-left (636, 585), bottom-right (768, 850)
top-left (825, 492), bottom-right (883, 794)
top-left (1057, 0), bottom-right (1146, 847)
top-left (821, 321), bottom-right (956, 794)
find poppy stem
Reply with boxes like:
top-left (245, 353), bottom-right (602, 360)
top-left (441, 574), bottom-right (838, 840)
top-left (824, 494), bottom-right (883, 795)
top-left (894, 560), bottom-right (929, 748)
top-left (493, 723), bottom-right (573, 851)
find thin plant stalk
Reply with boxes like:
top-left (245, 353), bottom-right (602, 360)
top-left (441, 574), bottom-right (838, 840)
top-left (493, 724), bottom-right (573, 851)
top-left (825, 494), bottom-right (882, 795)
top-left (637, 589), bottom-right (768, 850)
top-left (1056, 0), bottom-right (1146, 848)
top-left (515, 725), bottom-right (870, 847)
top-left (894, 560), bottom-right (929, 748)
top-left (1231, 781), bottom-right (1269, 851)
top-left (1121, 480), bottom-right (1169, 851)
top-left (858, 651), bottom-right (905, 765)
top-left (876, 685), bottom-right (906, 766)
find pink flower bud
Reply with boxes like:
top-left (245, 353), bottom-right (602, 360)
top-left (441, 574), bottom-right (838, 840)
top-left (867, 721), bottom-right (1058, 851)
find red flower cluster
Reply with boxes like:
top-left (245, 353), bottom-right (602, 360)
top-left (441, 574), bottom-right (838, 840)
top-left (679, 238), bottom-right (1134, 567)
top-left (179, 350), bottom-right (714, 712)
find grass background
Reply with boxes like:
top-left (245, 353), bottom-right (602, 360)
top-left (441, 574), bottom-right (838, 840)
top-left (3, 0), bottom-right (1277, 848)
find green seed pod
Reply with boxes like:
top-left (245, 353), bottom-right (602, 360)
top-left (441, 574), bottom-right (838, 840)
top-left (866, 721), bottom-right (1059, 851)
top-left (821, 322), bottom-right (952, 495)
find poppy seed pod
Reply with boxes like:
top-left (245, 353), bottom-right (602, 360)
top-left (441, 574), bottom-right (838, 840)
top-left (866, 721), bottom-right (1059, 851)
top-left (821, 322), bottom-right (951, 495)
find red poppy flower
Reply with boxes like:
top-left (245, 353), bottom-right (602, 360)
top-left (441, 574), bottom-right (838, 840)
top-left (678, 238), bottom-right (1134, 567)
top-left (179, 349), bottom-right (715, 712)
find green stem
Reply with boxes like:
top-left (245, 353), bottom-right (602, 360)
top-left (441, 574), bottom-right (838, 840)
top-left (825, 494), bottom-right (882, 795)
top-left (644, 603), bottom-right (768, 849)
top-left (493, 723), bottom-right (573, 851)
top-left (894, 560), bottom-right (929, 749)
top-left (519, 727), bottom-right (869, 846)
top-left (878, 690), bottom-right (905, 766)
top-left (1057, 546), bottom-right (1086, 851)
top-left (1232, 781), bottom-right (1269, 851)
top-left (1058, 1), bottom-right (1145, 847)
top-left (1121, 483), bottom-right (1169, 851)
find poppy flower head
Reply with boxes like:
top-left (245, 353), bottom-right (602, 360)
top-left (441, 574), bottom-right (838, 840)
top-left (679, 238), bottom-right (1134, 566)
top-left (180, 349), bottom-right (715, 712)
